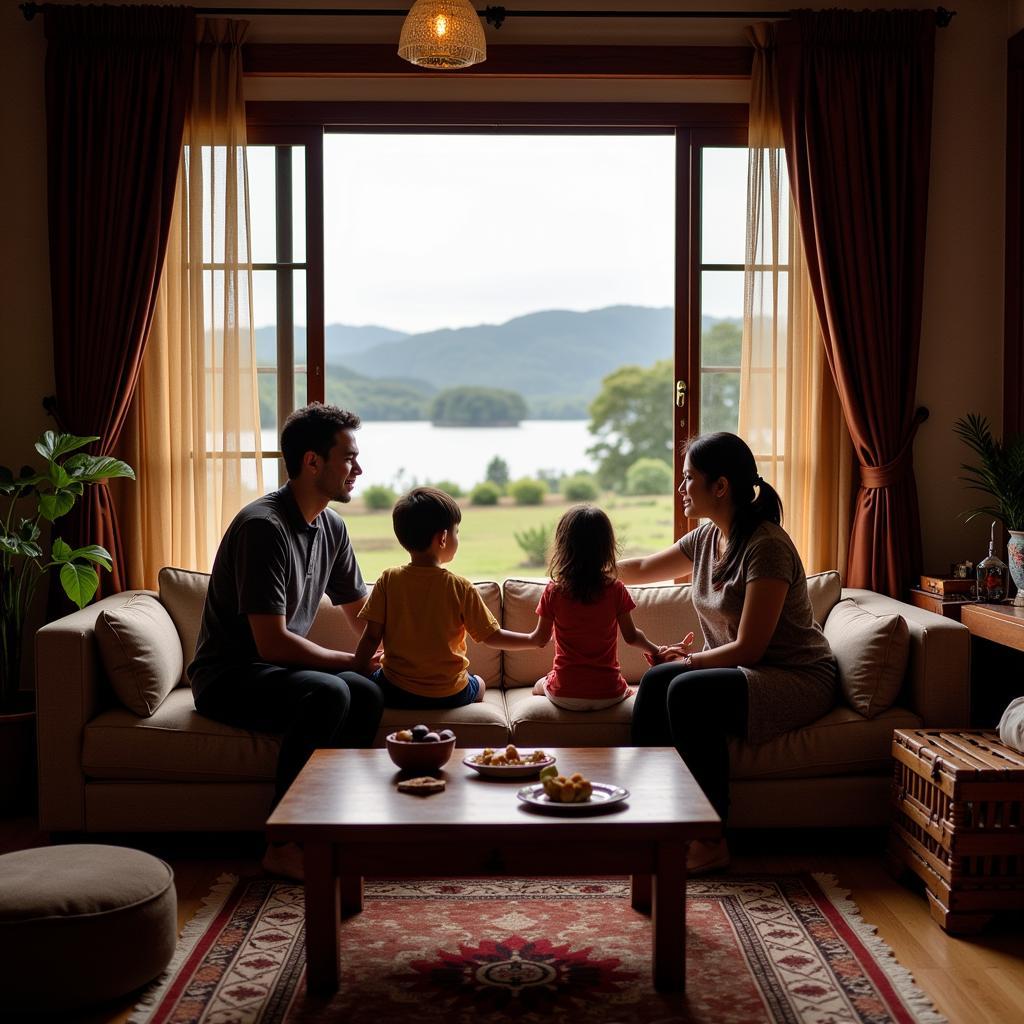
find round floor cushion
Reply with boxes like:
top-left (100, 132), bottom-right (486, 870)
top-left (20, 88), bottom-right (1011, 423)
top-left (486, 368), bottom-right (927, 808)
top-left (0, 843), bottom-right (177, 1012)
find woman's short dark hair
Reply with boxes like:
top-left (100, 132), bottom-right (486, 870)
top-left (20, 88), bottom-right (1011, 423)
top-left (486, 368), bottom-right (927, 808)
top-left (392, 486), bottom-right (462, 553)
top-left (683, 431), bottom-right (784, 588)
top-left (548, 504), bottom-right (618, 604)
top-left (280, 403), bottom-right (361, 479)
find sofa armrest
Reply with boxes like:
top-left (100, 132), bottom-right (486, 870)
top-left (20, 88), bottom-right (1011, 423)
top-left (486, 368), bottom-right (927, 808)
top-left (839, 588), bottom-right (970, 727)
top-left (34, 590), bottom-right (156, 831)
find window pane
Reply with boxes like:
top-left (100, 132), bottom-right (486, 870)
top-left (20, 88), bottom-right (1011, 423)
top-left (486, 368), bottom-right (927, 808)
top-left (322, 133), bottom-right (676, 582)
top-left (701, 371), bottom-right (740, 434)
top-left (700, 270), bottom-right (742, 368)
top-left (253, 269), bottom-right (277, 363)
top-left (259, 370), bottom-right (277, 440)
top-left (248, 146), bottom-right (277, 264)
top-left (701, 147), bottom-right (747, 265)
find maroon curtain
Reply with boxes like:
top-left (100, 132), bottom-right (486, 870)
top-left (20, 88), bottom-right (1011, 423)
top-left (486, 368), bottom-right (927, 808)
top-left (775, 11), bottom-right (935, 597)
top-left (44, 4), bottom-right (195, 594)
top-left (1006, 31), bottom-right (1024, 441)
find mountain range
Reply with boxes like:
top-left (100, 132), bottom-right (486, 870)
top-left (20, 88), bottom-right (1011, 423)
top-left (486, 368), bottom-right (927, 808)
top-left (256, 306), bottom-right (739, 420)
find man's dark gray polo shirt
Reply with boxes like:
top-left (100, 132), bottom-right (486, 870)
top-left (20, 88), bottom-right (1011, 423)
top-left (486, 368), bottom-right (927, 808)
top-left (188, 484), bottom-right (366, 699)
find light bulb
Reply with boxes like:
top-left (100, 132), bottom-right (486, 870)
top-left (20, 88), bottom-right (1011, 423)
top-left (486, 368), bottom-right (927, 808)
top-left (434, 14), bottom-right (447, 37)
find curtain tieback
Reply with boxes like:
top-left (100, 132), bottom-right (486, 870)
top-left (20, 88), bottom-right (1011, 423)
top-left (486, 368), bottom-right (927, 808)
top-left (858, 406), bottom-right (929, 490)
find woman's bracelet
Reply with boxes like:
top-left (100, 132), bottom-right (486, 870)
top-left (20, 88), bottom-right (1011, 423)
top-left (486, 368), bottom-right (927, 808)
top-left (681, 653), bottom-right (693, 668)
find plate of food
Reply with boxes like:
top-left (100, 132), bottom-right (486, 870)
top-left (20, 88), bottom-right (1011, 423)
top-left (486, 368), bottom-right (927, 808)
top-left (517, 771), bottom-right (629, 815)
top-left (463, 744), bottom-right (555, 779)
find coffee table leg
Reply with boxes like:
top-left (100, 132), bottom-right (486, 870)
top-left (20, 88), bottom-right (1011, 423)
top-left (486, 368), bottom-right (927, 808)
top-left (631, 873), bottom-right (652, 912)
top-left (652, 840), bottom-right (687, 992)
top-left (304, 842), bottom-right (340, 994)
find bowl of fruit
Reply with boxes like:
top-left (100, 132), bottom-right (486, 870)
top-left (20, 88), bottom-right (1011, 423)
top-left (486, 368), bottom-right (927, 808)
top-left (386, 725), bottom-right (457, 772)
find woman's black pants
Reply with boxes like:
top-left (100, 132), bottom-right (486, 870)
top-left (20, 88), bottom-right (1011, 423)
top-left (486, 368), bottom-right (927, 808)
top-left (630, 663), bottom-right (748, 822)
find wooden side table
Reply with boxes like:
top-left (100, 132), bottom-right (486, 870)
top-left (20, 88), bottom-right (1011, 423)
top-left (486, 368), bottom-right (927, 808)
top-left (960, 603), bottom-right (1024, 726)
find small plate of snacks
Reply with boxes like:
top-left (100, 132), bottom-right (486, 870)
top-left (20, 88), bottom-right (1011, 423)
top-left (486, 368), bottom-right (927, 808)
top-left (517, 767), bottom-right (629, 814)
top-left (463, 744), bottom-right (556, 779)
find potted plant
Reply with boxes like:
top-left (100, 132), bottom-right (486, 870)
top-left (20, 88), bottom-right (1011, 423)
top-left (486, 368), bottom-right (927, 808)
top-left (0, 431), bottom-right (134, 809)
top-left (954, 413), bottom-right (1024, 605)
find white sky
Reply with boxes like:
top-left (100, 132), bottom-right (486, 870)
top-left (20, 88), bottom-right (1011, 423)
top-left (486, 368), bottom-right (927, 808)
top-left (248, 135), bottom-right (749, 334)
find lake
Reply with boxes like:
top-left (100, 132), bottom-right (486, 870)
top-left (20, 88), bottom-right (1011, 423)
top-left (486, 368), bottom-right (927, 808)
top-left (259, 420), bottom-right (596, 490)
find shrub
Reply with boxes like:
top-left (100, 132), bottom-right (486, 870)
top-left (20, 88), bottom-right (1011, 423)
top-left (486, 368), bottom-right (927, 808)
top-left (514, 524), bottom-right (552, 567)
top-left (509, 477), bottom-right (547, 506)
top-left (625, 457), bottom-right (673, 496)
top-left (561, 473), bottom-right (599, 501)
top-left (536, 468), bottom-right (564, 493)
top-left (470, 481), bottom-right (501, 506)
top-left (362, 484), bottom-right (397, 511)
top-left (430, 479), bottom-right (464, 499)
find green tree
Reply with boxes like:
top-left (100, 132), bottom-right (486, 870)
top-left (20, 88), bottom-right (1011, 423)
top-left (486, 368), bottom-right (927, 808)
top-left (362, 485), bottom-right (397, 511)
top-left (561, 473), bottom-right (599, 501)
top-left (587, 358), bottom-right (674, 489)
top-left (485, 456), bottom-right (510, 490)
top-left (430, 387), bottom-right (528, 427)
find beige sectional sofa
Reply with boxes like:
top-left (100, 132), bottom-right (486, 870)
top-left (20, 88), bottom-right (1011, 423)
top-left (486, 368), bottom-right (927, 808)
top-left (35, 568), bottom-right (970, 834)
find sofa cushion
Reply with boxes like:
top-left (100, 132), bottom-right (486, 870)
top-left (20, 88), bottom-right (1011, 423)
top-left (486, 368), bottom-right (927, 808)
top-left (95, 594), bottom-right (183, 716)
top-left (505, 684), bottom-right (634, 744)
top-left (824, 599), bottom-right (910, 718)
top-left (375, 689), bottom-right (510, 750)
top-left (806, 570), bottom-right (843, 626)
top-left (158, 567), bottom-right (210, 685)
top-left (729, 704), bottom-right (921, 779)
top-left (502, 578), bottom-right (700, 687)
top-left (83, 689), bottom-right (278, 783)
top-left (306, 580), bottom-right (503, 687)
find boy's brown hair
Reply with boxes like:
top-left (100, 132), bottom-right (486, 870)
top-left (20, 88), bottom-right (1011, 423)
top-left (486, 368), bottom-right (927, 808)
top-left (392, 486), bottom-right (462, 553)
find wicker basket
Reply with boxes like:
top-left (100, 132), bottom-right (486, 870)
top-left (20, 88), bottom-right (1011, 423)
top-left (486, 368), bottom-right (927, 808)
top-left (889, 728), bottom-right (1024, 933)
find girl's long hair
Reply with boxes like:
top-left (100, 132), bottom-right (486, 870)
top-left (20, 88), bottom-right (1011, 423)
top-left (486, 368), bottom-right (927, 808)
top-left (684, 432), bottom-right (784, 588)
top-left (548, 504), bottom-right (619, 604)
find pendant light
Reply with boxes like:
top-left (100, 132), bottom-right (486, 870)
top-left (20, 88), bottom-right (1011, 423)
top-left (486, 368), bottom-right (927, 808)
top-left (398, 0), bottom-right (487, 69)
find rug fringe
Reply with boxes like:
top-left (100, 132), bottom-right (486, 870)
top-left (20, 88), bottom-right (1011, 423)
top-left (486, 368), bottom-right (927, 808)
top-left (811, 872), bottom-right (948, 1024)
top-left (127, 873), bottom-right (238, 1024)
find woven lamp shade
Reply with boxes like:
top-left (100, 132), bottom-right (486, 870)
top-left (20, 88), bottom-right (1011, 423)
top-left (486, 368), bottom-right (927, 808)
top-left (398, 0), bottom-right (486, 69)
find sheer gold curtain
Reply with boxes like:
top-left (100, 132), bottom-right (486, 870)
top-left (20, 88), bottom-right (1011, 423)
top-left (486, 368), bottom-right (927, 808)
top-left (739, 24), bottom-right (852, 577)
top-left (119, 19), bottom-right (263, 589)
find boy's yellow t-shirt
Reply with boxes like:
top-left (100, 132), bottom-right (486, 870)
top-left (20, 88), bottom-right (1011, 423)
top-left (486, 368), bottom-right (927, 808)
top-left (358, 564), bottom-right (499, 697)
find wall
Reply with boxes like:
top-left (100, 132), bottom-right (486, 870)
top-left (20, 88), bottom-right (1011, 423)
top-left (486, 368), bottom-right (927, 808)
top-left (0, 0), bottom-right (1011, 581)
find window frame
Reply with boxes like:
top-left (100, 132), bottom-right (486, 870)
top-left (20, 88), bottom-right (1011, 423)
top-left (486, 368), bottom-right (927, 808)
top-left (247, 103), bottom-right (748, 539)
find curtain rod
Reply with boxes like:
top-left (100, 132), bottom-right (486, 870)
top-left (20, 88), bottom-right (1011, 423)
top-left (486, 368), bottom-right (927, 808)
top-left (19, 4), bottom-right (957, 29)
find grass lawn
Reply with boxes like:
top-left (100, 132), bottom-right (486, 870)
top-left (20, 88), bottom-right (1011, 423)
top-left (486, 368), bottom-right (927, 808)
top-left (338, 492), bottom-right (677, 583)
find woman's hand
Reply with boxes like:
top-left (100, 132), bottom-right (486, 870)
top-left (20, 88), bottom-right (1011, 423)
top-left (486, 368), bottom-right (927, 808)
top-left (646, 631), bottom-right (695, 665)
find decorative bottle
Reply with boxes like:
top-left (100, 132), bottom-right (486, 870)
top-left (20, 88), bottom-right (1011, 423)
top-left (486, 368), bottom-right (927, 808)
top-left (976, 521), bottom-right (1008, 602)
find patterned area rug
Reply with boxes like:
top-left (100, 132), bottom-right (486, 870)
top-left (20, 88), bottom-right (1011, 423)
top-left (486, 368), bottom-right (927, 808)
top-left (130, 875), bottom-right (946, 1024)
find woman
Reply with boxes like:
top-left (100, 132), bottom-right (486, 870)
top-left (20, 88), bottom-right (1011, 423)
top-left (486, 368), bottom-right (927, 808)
top-left (619, 432), bottom-right (837, 873)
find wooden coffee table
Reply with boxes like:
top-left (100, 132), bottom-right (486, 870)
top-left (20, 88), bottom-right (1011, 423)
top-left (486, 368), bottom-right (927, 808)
top-left (266, 746), bottom-right (720, 995)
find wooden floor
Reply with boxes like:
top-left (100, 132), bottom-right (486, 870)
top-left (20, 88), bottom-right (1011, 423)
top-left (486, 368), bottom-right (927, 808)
top-left (3, 817), bottom-right (1022, 1023)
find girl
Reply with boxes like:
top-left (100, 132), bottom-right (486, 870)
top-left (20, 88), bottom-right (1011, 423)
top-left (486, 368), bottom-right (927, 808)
top-left (532, 504), bottom-right (665, 710)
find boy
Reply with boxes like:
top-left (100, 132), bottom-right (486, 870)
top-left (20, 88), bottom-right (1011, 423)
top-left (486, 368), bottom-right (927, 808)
top-left (353, 487), bottom-right (543, 707)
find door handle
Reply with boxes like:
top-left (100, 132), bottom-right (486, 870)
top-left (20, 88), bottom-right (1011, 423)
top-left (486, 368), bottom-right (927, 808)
top-left (675, 380), bottom-right (687, 408)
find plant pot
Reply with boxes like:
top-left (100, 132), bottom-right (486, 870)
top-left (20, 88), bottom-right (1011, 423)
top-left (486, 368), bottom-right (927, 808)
top-left (1009, 530), bottom-right (1024, 607)
top-left (0, 708), bottom-right (36, 814)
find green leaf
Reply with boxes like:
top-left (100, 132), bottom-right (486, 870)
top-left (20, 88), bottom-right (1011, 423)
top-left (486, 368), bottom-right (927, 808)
top-left (68, 544), bottom-right (112, 571)
top-left (46, 463), bottom-right (72, 489)
top-left (17, 519), bottom-right (40, 543)
top-left (0, 466), bottom-right (11, 485)
top-left (59, 562), bottom-right (98, 609)
top-left (50, 537), bottom-right (72, 562)
top-left (0, 536), bottom-right (19, 556)
top-left (64, 454), bottom-right (135, 483)
top-left (34, 432), bottom-right (99, 463)
top-left (39, 490), bottom-right (75, 522)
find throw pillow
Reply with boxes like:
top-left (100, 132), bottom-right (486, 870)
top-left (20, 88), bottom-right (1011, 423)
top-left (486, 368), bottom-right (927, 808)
top-left (95, 594), bottom-right (184, 717)
top-left (823, 599), bottom-right (910, 719)
top-left (158, 567), bottom-right (211, 685)
top-left (805, 570), bottom-right (842, 627)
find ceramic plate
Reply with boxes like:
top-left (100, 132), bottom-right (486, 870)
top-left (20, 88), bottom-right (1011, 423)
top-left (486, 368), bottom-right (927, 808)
top-left (462, 754), bottom-right (556, 779)
top-left (516, 782), bottom-right (630, 814)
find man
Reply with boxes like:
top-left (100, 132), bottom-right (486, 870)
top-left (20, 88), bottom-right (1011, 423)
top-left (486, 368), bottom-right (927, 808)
top-left (190, 403), bottom-right (383, 879)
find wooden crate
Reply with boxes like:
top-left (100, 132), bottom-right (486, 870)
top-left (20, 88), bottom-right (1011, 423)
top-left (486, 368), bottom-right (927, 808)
top-left (889, 729), bottom-right (1024, 933)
